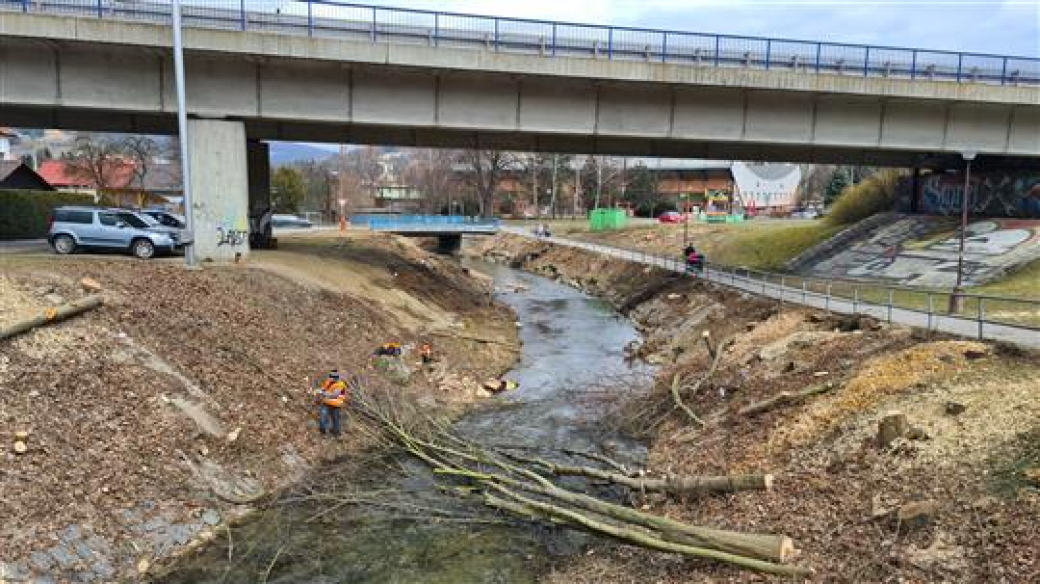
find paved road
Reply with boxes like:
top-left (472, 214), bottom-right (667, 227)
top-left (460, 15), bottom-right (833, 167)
top-left (503, 227), bottom-right (1040, 349)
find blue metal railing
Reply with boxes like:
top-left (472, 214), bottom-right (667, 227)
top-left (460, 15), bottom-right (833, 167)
top-left (365, 215), bottom-right (500, 231)
top-left (5, 1), bottom-right (1038, 86)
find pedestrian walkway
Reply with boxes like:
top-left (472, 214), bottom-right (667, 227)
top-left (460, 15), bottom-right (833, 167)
top-left (503, 227), bottom-right (1040, 349)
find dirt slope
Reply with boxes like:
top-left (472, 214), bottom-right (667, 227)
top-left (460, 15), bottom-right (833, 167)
top-left (0, 233), bottom-right (516, 582)
top-left (476, 234), bottom-right (1040, 583)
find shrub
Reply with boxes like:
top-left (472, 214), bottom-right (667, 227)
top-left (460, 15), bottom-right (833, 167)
top-left (0, 190), bottom-right (96, 240)
top-left (826, 169), bottom-right (904, 225)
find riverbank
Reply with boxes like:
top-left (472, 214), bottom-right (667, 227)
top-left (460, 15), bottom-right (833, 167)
top-left (0, 232), bottom-right (518, 582)
top-left (473, 234), bottom-right (1040, 583)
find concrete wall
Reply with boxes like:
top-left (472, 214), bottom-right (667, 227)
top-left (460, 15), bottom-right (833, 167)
top-left (1, 12), bottom-right (1039, 168)
top-left (188, 119), bottom-right (249, 262)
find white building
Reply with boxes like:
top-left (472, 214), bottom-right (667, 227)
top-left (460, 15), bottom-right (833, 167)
top-left (731, 162), bottom-right (802, 211)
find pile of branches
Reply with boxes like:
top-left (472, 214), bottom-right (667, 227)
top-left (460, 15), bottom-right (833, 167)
top-left (346, 386), bottom-right (811, 577)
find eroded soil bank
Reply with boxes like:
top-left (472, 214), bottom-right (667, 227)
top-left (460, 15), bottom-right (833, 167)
top-left (473, 234), bottom-right (1040, 583)
top-left (0, 232), bottom-right (517, 582)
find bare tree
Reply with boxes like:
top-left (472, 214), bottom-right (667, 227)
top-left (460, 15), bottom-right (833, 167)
top-left (120, 136), bottom-right (161, 192)
top-left (459, 149), bottom-right (515, 218)
top-left (404, 148), bottom-right (457, 213)
top-left (64, 136), bottom-right (126, 192)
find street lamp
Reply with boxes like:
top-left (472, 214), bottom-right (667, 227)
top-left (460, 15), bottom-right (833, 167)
top-left (949, 151), bottom-right (976, 313)
top-left (172, 0), bottom-right (195, 267)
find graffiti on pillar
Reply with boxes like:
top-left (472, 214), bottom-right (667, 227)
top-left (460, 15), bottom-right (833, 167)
top-left (810, 215), bottom-right (1040, 287)
top-left (913, 171), bottom-right (1040, 218)
top-left (217, 226), bottom-right (249, 247)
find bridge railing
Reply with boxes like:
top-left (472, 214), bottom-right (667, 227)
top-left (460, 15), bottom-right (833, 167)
top-left (5, 1), bottom-right (1038, 86)
top-left (366, 215), bottom-right (500, 231)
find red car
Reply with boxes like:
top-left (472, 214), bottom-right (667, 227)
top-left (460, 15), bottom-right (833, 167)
top-left (657, 211), bottom-right (686, 223)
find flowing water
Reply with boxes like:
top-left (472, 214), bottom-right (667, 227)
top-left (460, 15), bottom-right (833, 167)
top-left (163, 262), bottom-right (652, 583)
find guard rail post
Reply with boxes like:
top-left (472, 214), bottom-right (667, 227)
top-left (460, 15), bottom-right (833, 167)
top-left (661, 32), bottom-right (668, 62)
top-left (853, 287), bottom-right (859, 313)
top-left (927, 293), bottom-right (934, 331)
top-left (911, 50), bottom-right (918, 79)
top-left (863, 46), bottom-right (870, 76)
top-left (802, 279), bottom-right (807, 303)
top-left (96, 0), bottom-right (103, 18)
top-left (433, 13), bottom-right (439, 46)
top-left (370, 6), bottom-right (376, 41)
top-left (825, 282), bottom-right (832, 312)
top-left (887, 288), bottom-right (894, 322)
top-left (306, 1), bottom-right (313, 36)
top-left (977, 298), bottom-right (984, 340)
top-left (780, 276), bottom-right (786, 307)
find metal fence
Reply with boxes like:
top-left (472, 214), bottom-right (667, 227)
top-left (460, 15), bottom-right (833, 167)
top-left (5, 0), bottom-right (1038, 86)
top-left (514, 229), bottom-right (1040, 346)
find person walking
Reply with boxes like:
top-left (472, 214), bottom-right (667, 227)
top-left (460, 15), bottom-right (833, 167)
top-left (316, 370), bottom-right (348, 437)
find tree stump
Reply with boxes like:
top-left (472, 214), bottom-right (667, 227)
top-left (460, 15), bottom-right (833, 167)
top-left (877, 413), bottom-right (909, 448)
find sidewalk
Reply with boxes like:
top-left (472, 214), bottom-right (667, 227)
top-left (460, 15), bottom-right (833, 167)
top-left (503, 227), bottom-right (1040, 349)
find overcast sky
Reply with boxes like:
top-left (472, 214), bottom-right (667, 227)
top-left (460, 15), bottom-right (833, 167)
top-left (362, 0), bottom-right (1039, 56)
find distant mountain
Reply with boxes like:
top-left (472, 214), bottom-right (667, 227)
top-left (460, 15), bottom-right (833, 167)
top-left (269, 142), bottom-right (337, 165)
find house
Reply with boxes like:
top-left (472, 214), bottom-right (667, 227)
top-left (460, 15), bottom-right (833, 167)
top-left (37, 158), bottom-right (182, 209)
top-left (0, 160), bottom-right (54, 191)
top-left (0, 128), bottom-right (15, 161)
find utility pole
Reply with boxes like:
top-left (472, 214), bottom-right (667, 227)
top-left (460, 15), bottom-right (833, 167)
top-left (594, 156), bottom-right (602, 210)
top-left (950, 151), bottom-right (976, 313)
top-left (549, 153), bottom-right (559, 220)
top-left (530, 153), bottom-right (539, 219)
top-left (172, 0), bottom-right (195, 267)
top-left (573, 160), bottom-right (581, 219)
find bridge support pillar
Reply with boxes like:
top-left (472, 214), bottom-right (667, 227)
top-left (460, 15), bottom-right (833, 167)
top-left (437, 234), bottom-right (463, 254)
top-left (187, 119), bottom-right (250, 262)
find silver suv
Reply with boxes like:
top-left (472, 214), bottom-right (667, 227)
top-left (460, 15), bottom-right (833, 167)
top-left (48, 206), bottom-right (179, 259)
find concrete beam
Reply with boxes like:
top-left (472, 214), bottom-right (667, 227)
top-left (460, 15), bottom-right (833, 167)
top-left (2, 12), bottom-right (1038, 106)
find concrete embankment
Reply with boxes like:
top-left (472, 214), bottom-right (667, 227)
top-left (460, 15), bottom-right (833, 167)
top-left (0, 232), bottom-right (518, 582)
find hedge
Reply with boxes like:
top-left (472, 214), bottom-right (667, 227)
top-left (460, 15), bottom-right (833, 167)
top-left (0, 190), bottom-right (97, 240)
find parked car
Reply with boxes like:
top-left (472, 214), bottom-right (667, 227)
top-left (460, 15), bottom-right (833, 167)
top-left (48, 206), bottom-right (180, 259)
top-left (270, 214), bottom-right (313, 229)
top-left (657, 211), bottom-right (686, 224)
top-left (141, 209), bottom-right (186, 229)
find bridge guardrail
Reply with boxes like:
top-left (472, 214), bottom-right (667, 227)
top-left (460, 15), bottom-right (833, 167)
top-left (511, 229), bottom-right (1040, 344)
top-left (367, 215), bottom-right (500, 231)
top-left (5, 1), bottom-right (1038, 86)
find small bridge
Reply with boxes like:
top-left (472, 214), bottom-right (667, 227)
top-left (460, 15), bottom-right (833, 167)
top-left (356, 215), bottom-right (501, 251)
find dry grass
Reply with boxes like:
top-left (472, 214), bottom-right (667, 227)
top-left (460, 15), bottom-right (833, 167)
top-left (826, 170), bottom-right (904, 225)
top-left (773, 340), bottom-right (989, 449)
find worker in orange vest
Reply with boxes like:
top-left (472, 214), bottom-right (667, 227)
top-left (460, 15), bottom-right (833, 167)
top-left (316, 370), bottom-right (348, 436)
top-left (419, 342), bottom-right (433, 365)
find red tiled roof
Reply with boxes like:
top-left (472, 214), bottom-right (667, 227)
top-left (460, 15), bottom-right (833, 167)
top-left (37, 159), bottom-right (136, 189)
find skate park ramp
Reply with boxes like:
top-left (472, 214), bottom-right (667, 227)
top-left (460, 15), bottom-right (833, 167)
top-left (793, 213), bottom-right (1040, 288)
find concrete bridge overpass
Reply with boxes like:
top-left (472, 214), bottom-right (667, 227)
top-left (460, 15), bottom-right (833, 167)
top-left (1, 1), bottom-right (1038, 261)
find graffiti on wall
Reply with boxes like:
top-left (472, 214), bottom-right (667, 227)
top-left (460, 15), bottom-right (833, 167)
top-left (915, 171), bottom-right (1040, 218)
top-left (217, 226), bottom-right (249, 247)
top-left (811, 215), bottom-right (1040, 287)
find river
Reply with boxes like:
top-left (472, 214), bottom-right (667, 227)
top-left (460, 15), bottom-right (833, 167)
top-left (163, 261), bottom-right (652, 583)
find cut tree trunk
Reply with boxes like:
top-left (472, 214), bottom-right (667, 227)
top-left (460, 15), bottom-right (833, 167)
top-left (485, 489), bottom-right (808, 577)
top-left (0, 295), bottom-right (103, 340)
top-left (738, 382), bottom-right (834, 417)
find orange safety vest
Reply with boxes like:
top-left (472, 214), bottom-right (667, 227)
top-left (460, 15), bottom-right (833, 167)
top-left (320, 379), bottom-right (348, 408)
